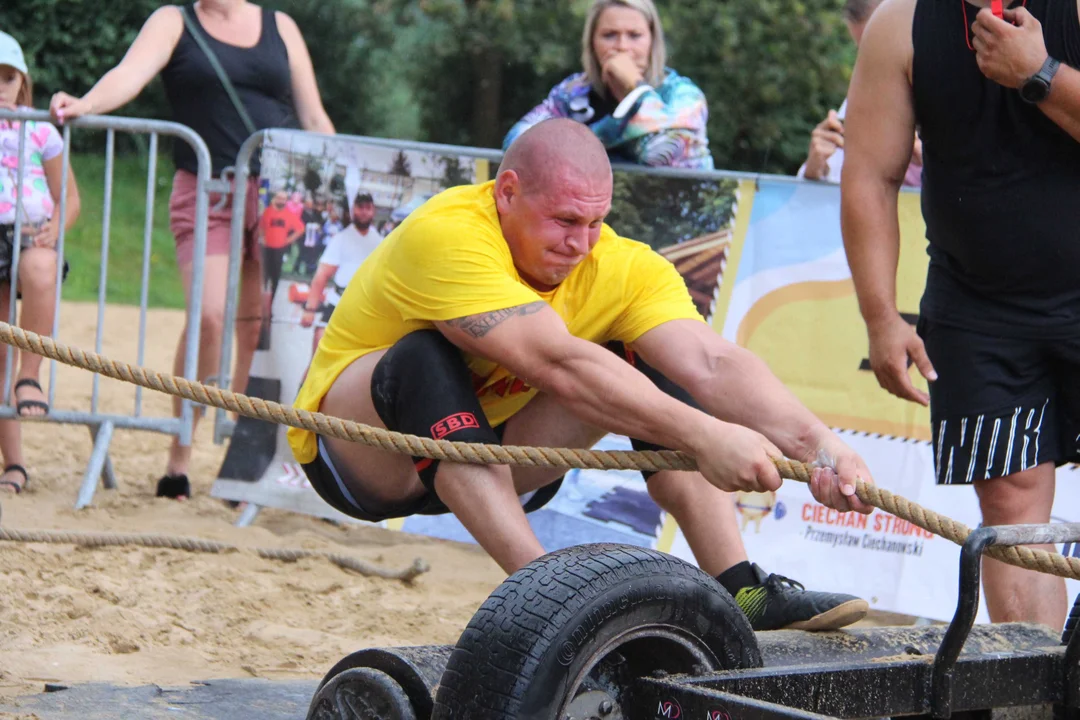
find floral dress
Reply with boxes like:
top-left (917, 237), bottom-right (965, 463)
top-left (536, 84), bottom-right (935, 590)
top-left (0, 108), bottom-right (63, 225)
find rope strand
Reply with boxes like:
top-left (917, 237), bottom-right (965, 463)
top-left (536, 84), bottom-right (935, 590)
top-left (0, 527), bottom-right (429, 581)
top-left (1, 322), bottom-right (1077, 580)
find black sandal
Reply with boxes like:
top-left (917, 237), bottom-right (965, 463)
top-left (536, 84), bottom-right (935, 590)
top-left (0, 464), bottom-right (28, 494)
top-left (14, 378), bottom-right (49, 417)
top-left (156, 474), bottom-right (191, 499)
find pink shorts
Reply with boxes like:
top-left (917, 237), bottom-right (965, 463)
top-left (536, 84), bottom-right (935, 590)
top-left (168, 169), bottom-right (260, 267)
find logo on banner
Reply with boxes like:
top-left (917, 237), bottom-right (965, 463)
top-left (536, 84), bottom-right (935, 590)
top-left (707, 711), bottom-right (732, 720)
top-left (801, 502), bottom-right (933, 556)
top-left (431, 412), bottom-right (480, 439)
top-left (655, 699), bottom-right (682, 718)
top-left (735, 490), bottom-right (785, 533)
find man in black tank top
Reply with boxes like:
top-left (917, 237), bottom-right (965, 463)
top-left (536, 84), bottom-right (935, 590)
top-left (841, 0), bottom-right (1080, 631)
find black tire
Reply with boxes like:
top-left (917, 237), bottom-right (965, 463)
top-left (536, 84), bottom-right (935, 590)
top-left (306, 667), bottom-right (418, 720)
top-left (431, 543), bottom-right (762, 720)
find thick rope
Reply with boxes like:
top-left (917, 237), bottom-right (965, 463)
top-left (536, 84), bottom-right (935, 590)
top-left (1, 322), bottom-right (1078, 581)
top-left (0, 527), bottom-right (429, 582)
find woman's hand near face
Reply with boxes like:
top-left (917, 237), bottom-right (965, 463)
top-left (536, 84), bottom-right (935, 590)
top-left (601, 53), bottom-right (645, 101)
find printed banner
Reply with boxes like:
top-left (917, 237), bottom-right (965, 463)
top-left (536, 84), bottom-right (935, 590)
top-left (660, 179), bottom-right (1080, 621)
top-left (211, 139), bottom-right (1079, 622)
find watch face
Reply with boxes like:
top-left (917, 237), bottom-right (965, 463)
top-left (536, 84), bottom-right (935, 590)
top-left (1021, 78), bottom-right (1049, 103)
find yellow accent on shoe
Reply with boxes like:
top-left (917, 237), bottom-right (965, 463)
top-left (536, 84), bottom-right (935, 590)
top-left (735, 585), bottom-right (769, 620)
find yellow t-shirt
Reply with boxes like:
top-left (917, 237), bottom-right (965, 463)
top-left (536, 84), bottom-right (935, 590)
top-left (288, 180), bottom-right (704, 463)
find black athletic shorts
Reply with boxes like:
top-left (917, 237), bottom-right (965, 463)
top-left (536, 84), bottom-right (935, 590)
top-left (918, 316), bottom-right (1080, 485)
top-left (301, 422), bottom-right (563, 522)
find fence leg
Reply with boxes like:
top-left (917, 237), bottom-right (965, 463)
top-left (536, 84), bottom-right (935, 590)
top-left (75, 421), bottom-right (116, 510)
top-left (235, 502), bottom-right (262, 528)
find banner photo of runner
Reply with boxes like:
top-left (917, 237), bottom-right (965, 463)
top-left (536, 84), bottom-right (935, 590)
top-left (211, 133), bottom-right (490, 519)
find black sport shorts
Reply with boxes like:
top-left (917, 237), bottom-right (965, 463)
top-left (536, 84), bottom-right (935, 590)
top-left (301, 423), bottom-right (562, 522)
top-left (918, 317), bottom-right (1080, 485)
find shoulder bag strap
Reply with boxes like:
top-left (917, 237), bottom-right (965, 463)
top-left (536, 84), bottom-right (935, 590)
top-left (179, 5), bottom-right (259, 137)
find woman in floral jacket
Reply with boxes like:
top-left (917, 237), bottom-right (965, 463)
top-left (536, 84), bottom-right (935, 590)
top-left (503, 0), bottom-right (713, 170)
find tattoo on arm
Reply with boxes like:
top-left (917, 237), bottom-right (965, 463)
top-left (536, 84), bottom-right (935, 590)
top-left (446, 302), bottom-right (547, 339)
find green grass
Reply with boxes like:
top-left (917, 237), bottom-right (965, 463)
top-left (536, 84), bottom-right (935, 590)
top-left (61, 153), bottom-right (186, 309)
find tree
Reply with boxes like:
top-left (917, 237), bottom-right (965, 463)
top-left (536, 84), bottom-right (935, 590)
top-left (15, 0), bottom-right (856, 174)
top-left (390, 149), bottom-right (412, 176)
top-left (437, 156), bottom-right (472, 189)
top-left (663, 0), bottom-right (854, 174)
top-left (608, 173), bottom-right (738, 251)
top-left (378, 0), bottom-right (586, 148)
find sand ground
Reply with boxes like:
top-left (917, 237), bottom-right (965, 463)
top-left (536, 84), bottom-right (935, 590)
top-left (0, 302), bottom-right (911, 711)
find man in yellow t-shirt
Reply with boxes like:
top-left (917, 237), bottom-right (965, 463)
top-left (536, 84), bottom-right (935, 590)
top-left (289, 119), bottom-right (876, 631)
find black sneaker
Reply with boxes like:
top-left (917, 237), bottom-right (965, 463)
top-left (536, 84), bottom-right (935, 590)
top-left (733, 564), bottom-right (869, 631)
top-left (156, 474), bottom-right (191, 500)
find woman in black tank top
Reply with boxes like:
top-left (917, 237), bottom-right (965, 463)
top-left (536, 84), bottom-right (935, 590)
top-left (47, 1), bottom-right (335, 499)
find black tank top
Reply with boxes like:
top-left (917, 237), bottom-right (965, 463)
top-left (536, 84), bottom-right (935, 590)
top-left (162, 4), bottom-right (296, 176)
top-left (913, 0), bottom-right (1080, 337)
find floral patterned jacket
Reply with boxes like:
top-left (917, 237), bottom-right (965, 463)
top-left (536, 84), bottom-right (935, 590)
top-left (503, 69), bottom-right (714, 170)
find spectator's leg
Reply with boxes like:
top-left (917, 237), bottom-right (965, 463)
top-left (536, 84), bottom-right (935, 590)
top-left (975, 465), bottom-right (1066, 629)
top-left (165, 254), bottom-right (229, 477)
top-left (12, 248), bottom-right (58, 415)
top-left (0, 287), bottom-right (25, 493)
top-left (231, 249), bottom-right (264, 398)
top-left (263, 247), bottom-right (285, 312)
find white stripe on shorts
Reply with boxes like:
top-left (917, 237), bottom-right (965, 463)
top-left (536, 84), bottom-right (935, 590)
top-left (965, 414), bottom-right (985, 484)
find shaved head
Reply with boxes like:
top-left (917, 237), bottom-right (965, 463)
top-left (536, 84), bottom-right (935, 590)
top-left (500, 118), bottom-right (613, 195)
top-left (494, 119), bottom-right (614, 292)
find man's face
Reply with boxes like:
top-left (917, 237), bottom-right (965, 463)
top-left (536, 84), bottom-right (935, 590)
top-left (352, 201), bottom-right (375, 229)
top-left (271, 191), bottom-right (287, 209)
top-left (496, 170), bottom-right (612, 292)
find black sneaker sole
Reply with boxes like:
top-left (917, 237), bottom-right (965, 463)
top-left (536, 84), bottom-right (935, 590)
top-left (784, 599), bottom-right (870, 631)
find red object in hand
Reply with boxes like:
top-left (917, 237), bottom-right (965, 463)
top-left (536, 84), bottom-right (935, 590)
top-left (991, 0), bottom-right (1004, 18)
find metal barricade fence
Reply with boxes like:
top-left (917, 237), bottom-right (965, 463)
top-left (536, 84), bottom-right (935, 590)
top-left (0, 108), bottom-right (215, 509)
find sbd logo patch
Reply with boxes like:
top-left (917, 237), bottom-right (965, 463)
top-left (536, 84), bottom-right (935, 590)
top-left (431, 412), bottom-right (481, 439)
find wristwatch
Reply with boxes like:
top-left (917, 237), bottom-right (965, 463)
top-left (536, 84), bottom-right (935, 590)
top-left (1020, 56), bottom-right (1061, 104)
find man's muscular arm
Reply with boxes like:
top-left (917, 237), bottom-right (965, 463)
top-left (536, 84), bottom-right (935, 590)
top-left (632, 319), bottom-right (875, 514)
top-left (841, 0), bottom-right (937, 406)
top-left (437, 303), bottom-right (786, 494)
top-left (439, 302), bottom-right (722, 455)
top-left (444, 302), bottom-right (546, 338)
top-left (972, 5), bottom-right (1080, 142)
